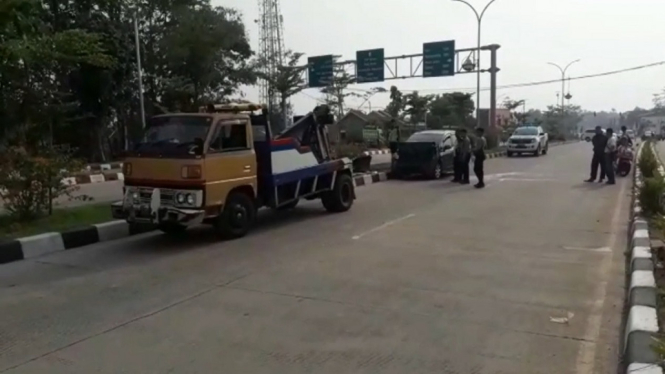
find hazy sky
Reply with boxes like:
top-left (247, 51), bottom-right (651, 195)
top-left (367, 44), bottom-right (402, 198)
top-left (216, 0), bottom-right (665, 114)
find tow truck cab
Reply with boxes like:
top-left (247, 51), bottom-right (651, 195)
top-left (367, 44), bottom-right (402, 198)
top-left (111, 103), bottom-right (355, 239)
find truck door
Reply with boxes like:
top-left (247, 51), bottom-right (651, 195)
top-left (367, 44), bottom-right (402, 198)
top-left (204, 119), bottom-right (257, 207)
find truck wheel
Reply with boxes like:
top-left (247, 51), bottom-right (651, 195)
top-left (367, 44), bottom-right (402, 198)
top-left (534, 145), bottom-right (541, 157)
top-left (215, 192), bottom-right (256, 239)
top-left (322, 173), bottom-right (354, 213)
top-left (158, 223), bottom-right (188, 236)
top-left (274, 199), bottom-right (299, 211)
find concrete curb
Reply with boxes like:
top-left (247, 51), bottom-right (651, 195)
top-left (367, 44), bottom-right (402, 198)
top-left (0, 172), bottom-right (390, 265)
top-left (623, 141), bottom-right (664, 373)
top-left (0, 221), bottom-right (154, 264)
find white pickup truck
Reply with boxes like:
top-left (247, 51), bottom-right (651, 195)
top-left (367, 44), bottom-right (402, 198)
top-left (506, 126), bottom-right (549, 157)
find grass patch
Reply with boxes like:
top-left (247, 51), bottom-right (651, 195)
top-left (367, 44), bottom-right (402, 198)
top-left (0, 203), bottom-right (113, 239)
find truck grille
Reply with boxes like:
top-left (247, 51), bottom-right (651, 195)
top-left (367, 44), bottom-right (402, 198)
top-left (510, 138), bottom-right (533, 144)
top-left (135, 187), bottom-right (175, 206)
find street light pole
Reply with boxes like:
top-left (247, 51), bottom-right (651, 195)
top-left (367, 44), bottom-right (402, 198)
top-left (547, 59), bottom-right (580, 117)
top-left (547, 59), bottom-right (579, 138)
top-left (452, 0), bottom-right (498, 128)
top-left (134, 10), bottom-right (146, 132)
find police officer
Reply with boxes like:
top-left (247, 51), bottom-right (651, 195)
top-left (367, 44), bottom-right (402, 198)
top-left (457, 128), bottom-right (471, 184)
top-left (452, 129), bottom-right (462, 183)
top-left (585, 126), bottom-right (608, 183)
top-left (473, 127), bottom-right (487, 188)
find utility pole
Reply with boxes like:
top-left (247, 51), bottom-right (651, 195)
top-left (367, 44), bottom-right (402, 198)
top-left (452, 0), bottom-right (498, 128)
top-left (133, 10), bottom-right (146, 135)
top-left (488, 44), bottom-right (500, 128)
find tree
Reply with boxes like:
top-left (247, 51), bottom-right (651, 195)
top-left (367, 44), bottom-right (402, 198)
top-left (256, 50), bottom-right (307, 132)
top-left (386, 86), bottom-right (404, 118)
top-left (0, 0), bottom-right (115, 149)
top-left (426, 92), bottom-right (475, 129)
top-left (402, 91), bottom-right (433, 124)
top-left (159, 5), bottom-right (255, 111)
top-left (320, 67), bottom-right (356, 119)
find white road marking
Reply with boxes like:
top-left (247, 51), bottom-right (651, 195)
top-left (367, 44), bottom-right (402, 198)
top-left (497, 178), bottom-right (557, 182)
top-left (562, 246), bottom-right (612, 253)
top-left (352, 214), bottom-right (416, 240)
top-left (574, 174), bottom-right (628, 374)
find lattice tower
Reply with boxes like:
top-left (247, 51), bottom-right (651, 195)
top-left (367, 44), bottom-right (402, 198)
top-left (257, 0), bottom-right (285, 114)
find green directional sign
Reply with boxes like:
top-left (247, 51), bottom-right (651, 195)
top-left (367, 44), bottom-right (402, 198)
top-left (356, 48), bottom-right (385, 83)
top-left (422, 40), bottom-right (455, 77)
top-left (307, 55), bottom-right (334, 88)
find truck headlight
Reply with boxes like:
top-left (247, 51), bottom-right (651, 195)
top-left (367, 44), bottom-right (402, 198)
top-left (131, 191), bottom-right (139, 202)
top-left (186, 194), bottom-right (194, 205)
top-left (176, 193), bottom-right (186, 204)
top-left (530, 138), bottom-right (537, 143)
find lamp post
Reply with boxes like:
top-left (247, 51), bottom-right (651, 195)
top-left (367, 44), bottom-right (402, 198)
top-left (452, 0), bottom-right (498, 128)
top-left (548, 60), bottom-right (579, 137)
top-left (547, 59), bottom-right (580, 117)
top-left (133, 10), bottom-right (146, 131)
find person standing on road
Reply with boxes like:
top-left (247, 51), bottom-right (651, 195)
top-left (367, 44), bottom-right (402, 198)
top-left (473, 127), bottom-right (487, 189)
top-left (452, 129), bottom-right (462, 183)
top-left (585, 126), bottom-right (608, 183)
top-left (456, 128), bottom-right (471, 184)
top-left (605, 128), bottom-right (617, 185)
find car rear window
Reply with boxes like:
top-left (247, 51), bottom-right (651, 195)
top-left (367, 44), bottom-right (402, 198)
top-left (407, 133), bottom-right (444, 143)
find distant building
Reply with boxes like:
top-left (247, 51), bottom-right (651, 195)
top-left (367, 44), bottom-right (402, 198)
top-left (477, 108), bottom-right (516, 128)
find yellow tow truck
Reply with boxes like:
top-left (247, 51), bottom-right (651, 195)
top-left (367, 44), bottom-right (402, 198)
top-left (111, 103), bottom-right (355, 239)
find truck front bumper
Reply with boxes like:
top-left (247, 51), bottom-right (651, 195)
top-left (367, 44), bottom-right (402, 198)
top-left (507, 143), bottom-right (539, 152)
top-left (111, 201), bottom-right (205, 226)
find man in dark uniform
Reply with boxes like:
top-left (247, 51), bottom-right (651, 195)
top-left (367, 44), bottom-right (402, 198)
top-left (459, 128), bottom-right (471, 184)
top-left (451, 129), bottom-right (462, 183)
top-left (473, 127), bottom-right (487, 188)
top-left (585, 126), bottom-right (608, 183)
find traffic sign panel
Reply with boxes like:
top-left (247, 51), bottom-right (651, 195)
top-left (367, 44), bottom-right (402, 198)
top-left (422, 40), bottom-right (455, 77)
top-left (307, 55), bottom-right (334, 88)
top-left (356, 48), bottom-right (385, 83)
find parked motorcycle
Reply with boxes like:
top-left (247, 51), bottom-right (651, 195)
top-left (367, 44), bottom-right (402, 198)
top-left (616, 145), bottom-right (633, 177)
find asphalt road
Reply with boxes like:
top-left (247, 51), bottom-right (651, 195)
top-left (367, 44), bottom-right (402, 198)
top-left (0, 142), bottom-right (629, 374)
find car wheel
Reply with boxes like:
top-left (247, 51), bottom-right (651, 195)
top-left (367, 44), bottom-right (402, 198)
top-left (542, 143), bottom-right (548, 155)
top-left (534, 145), bottom-right (541, 157)
top-left (431, 163), bottom-right (443, 179)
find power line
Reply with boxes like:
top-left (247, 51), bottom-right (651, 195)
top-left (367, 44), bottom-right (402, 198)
top-left (302, 60), bottom-right (665, 95)
top-left (295, 60), bottom-right (665, 102)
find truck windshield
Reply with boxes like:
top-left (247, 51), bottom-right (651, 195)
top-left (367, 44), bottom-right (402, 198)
top-left (132, 115), bottom-right (213, 157)
top-left (513, 128), bottom-right (538, 136)
top-left (144, 116), bottom-right (212, 144)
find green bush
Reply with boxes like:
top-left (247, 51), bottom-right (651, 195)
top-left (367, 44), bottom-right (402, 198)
top-left (639, 142), bottom-right (659, 178)
top-left (0, 146), bottom-right (90, 221)
top-left (639, 175), bottom-right (665, 216)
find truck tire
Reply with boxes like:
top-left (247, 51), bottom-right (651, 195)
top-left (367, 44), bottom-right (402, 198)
top-left (322, 173), bottom-right (354, 213)
top-left (215, 191), bottom-right (256, 239)
top-left (534, 145), bottom-right (541, 157)
top-left (158, 223), bottom-right (188, 236)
